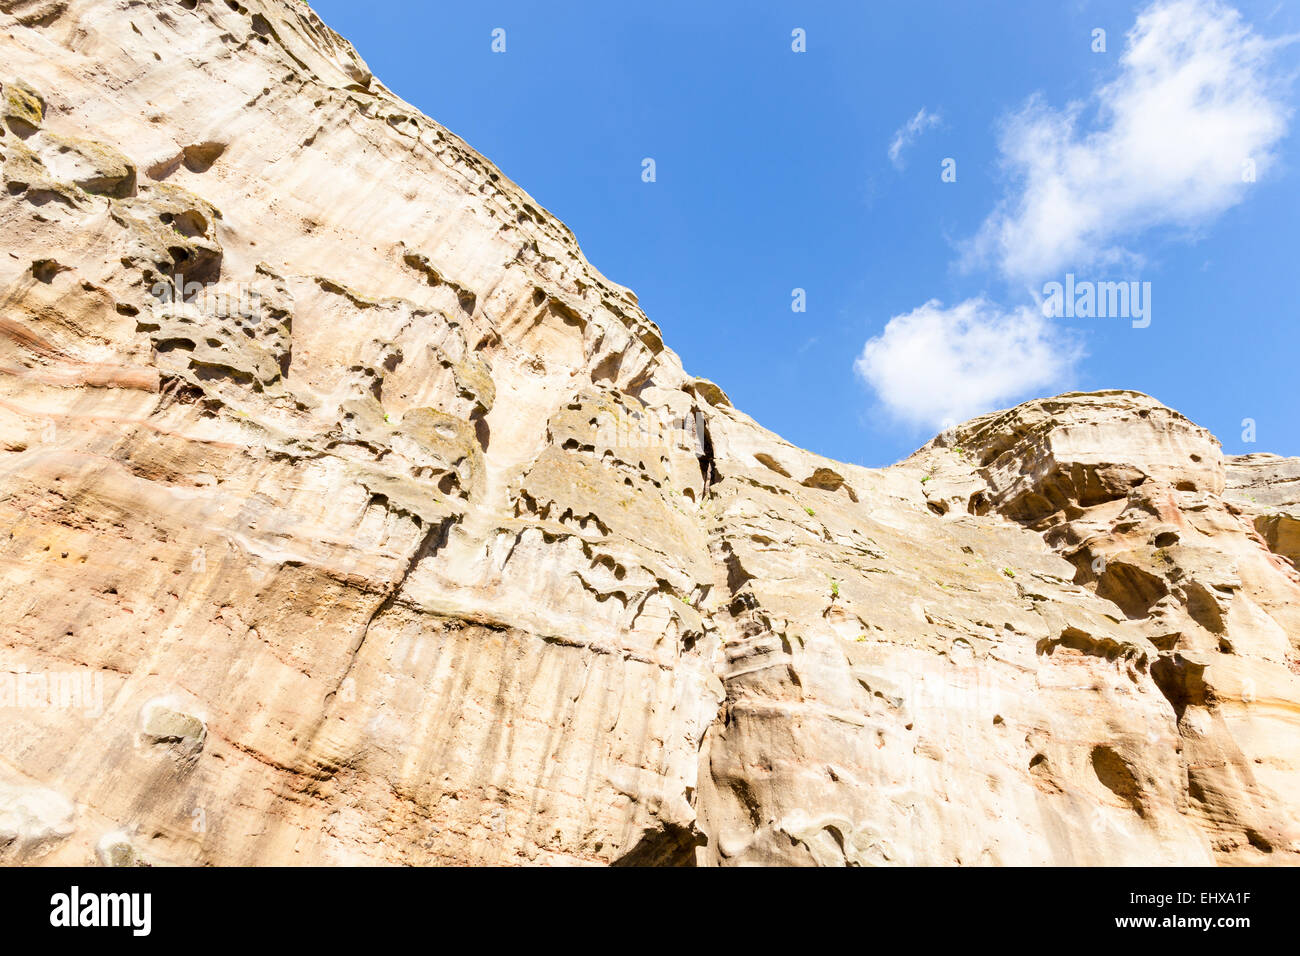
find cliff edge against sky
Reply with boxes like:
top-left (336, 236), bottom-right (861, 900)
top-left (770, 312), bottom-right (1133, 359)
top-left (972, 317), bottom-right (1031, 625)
top-left (1, 0), bottom-right (1297, 866)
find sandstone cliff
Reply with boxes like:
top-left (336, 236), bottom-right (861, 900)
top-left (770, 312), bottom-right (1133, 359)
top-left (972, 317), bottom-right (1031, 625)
top-left (1, 0), bottom-right (1296, 866)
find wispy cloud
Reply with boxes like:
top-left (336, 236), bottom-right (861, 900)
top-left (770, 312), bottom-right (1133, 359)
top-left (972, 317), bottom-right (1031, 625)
top-left (967, 0), bottom-right (1293, 283)
top-left (858, 0), bottom-right (1293, 431)
top-left (888, 107), bottom-right (942, 169)
top-left (855, 298), bottom-right (1080, 430)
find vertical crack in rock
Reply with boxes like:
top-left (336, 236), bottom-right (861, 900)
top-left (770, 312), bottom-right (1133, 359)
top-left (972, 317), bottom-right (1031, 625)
top-left (324, 512), bottom-right (459, 705)
top-left (694, 407), bottom-right (717, 498)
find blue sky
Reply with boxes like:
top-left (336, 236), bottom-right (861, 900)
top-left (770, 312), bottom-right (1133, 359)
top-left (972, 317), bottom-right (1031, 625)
top-left (311, 0), bottom-right (1300, 467)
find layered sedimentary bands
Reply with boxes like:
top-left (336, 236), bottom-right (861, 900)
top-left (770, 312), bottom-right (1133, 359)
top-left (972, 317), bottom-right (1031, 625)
top-left (1, 0), bottom-right (1297, 867)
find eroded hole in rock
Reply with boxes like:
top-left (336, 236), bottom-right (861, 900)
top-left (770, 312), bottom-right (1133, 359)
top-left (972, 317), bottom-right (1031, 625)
top-left (1183, 581), bottom-right (1226, 634)
top-left (1090, 745), bottom-right (1145, 816)
top-left (194, 363), bottom-right (253, 387)
top-left (1027, 753), bottom-right (1063, 794)
top-left (1150, 653), bottom-right (1207, 721)
top-left (155, 339), bottom-right (195, 353)
top-left (170, 209), bottom-right (209, 237)
top-left (591, 350), bottom-right (620, 384)
top-left (610, 823), bottom-right (702, 866)
top-left (1095, 561), bottom-right (1169, 619)
top-left (1037, 626), bottom-right (1124, 662)
top-left (30, 259), bottom-right (64, 283)
top-left (753, 453), bottom-right (790, 478)
top-left (1245, 828), bottom-right (1274, 853)
top-left (182, 141), bottom-right (225, 172)
top-left (1150, 632), bottom-right (1181, 652)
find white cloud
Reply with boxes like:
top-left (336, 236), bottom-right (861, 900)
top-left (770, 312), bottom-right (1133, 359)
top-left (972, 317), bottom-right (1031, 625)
top-left (968, 0), bottom-right (1293, 283)
top-left (888, 107), bottom-right (942, 169)
top-left (859, 0), bottom-right (1293, 432)
top-left (854, 298), bottom-right (1081, 430)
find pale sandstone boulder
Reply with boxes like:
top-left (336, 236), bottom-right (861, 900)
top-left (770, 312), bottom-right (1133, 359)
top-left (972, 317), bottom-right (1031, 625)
top-left (0, 0), bottom-right (1295, 866)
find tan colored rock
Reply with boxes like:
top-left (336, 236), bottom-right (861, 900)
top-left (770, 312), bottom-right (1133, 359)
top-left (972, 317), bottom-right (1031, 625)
top-left (1227, 453), bottom-right (1300, 568)
top-left (38, 132), bottom-right (136, 197)
top-left (2, 78), bottom-right (43, 136)
top-left (0, 0), bottom-right (1295, 867)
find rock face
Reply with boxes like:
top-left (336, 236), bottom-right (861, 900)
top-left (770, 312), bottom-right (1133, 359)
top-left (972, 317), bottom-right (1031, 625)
top-left (0, 0), bottom-right (1296, 867)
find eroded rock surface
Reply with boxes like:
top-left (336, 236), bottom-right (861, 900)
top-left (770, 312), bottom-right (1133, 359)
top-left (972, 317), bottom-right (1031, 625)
top-left (0, 0), bottom-right (1296, 866)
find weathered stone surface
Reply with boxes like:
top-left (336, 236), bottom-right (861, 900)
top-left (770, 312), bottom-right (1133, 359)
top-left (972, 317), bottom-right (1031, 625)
top-left (0, 0), bottom-right (1295, 867)
top-left (0, 778), bottom-right (75, 858)
top-left (1227, 453), bottom-right (1300, 569)
top-left (2, 78), bottom-right (43, 136)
